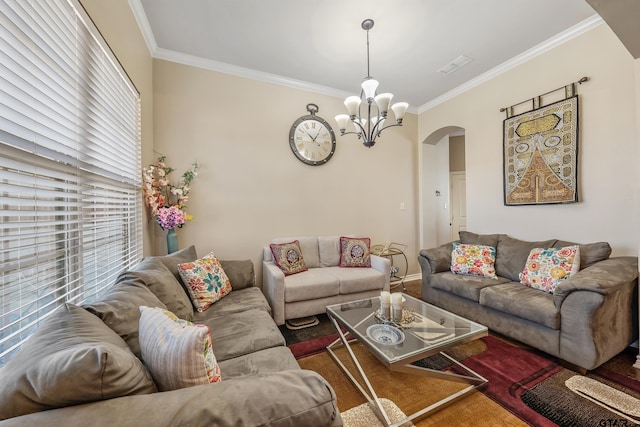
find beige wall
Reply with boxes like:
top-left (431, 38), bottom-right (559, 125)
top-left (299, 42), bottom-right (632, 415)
top-left (152, 60), bottom-right (419, 285)
top-left (79, 0), bottom-right (155, 255)
top-left (79, 2), bottom-right (638, 281)
top-left (419, 24), bottom-right (639, 256)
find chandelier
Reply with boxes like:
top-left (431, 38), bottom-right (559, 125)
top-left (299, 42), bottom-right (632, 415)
top-left (334, 19), bottom-right (409, 148)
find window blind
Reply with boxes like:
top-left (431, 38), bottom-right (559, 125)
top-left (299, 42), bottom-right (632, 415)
top-left (0, 0), bottom-right (142, 366)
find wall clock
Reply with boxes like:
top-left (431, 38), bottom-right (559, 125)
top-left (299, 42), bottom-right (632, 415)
top-left (289, 103), bottom-right (336, 166)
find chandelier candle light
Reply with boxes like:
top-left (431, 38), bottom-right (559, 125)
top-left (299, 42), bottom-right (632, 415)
top-left (335, 19), bottom-right (409, 148)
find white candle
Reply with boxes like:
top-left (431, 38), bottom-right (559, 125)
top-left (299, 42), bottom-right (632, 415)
top-left (380, 291), bottom-right (391, 304)
top-left (379, 291), bottom-right (391, 320)
top-left (391, 293), bottom-right (403, 322)
top-left (391, 293), bottom-right (403, 307)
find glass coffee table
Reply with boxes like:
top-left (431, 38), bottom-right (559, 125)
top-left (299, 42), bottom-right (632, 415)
top-left (326, 293), bottom-right (488, 427)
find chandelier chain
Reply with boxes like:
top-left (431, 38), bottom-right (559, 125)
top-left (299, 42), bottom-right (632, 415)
top-left (334, 18), bottom-right (409, 147)
top-left (366, 26), bottom-right (371, 78)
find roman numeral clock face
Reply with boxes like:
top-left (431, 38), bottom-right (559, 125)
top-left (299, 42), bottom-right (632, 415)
top-left (288, 116), bottom-right (336, 166)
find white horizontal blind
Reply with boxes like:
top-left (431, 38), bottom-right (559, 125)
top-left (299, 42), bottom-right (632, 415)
top-left (0, 0), bottom-right (142, 366)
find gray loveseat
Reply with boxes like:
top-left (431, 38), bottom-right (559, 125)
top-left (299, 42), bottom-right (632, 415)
top-left (0, 246), bottom-right (341, 426)
top-left (418, 231), bottom-right (638, 371)
top-left (263, 236), bottom-right (390, 326)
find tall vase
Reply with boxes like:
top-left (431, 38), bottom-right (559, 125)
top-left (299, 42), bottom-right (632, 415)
top-left (166, 228), bottom-right (179, 254)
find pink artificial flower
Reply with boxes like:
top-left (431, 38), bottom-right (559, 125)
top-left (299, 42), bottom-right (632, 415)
top-left (142, 156), bottom-right (198, 228)
top-left (156, 206), bottom-right (186, 230)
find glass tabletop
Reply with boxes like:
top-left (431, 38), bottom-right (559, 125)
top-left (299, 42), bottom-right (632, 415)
top-left (326, 293), bottom-right (488, 366)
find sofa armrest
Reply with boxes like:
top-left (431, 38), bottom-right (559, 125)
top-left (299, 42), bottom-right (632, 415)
top-left (370, 255), bottom-right (391, 291)
top-left (418, 242), bottom-right (454, 274)
top-left (0, 370), bottom-right (341, 427)
top-left (553, 256), bottom-right (638, 308)
top-left (556, 256), bottom-right (638, 369)
top-left (219, 259), bottom-right (255, 290)
top-left (263, 260), bottom-right (286, 326)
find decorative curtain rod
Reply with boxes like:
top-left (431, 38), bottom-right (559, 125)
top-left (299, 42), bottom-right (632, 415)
top-left (499, 76), bottom-right (589, 113)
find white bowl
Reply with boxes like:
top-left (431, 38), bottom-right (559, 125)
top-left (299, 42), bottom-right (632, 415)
top-left (366, 324), bottom-right (405, 345)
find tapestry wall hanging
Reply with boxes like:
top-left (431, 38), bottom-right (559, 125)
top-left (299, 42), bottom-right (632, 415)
top-left (502, 81), bottom-right (583, 206)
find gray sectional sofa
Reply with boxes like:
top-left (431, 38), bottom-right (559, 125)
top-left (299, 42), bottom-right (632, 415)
top-left (0, 246), bottom-right (341, 427)
top-left (263, 236), bottom-right (390, 326)
top-left (418, 231), bottom-right (638, 371)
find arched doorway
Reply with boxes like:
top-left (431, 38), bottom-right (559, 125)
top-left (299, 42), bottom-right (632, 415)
top-left (418, 126), bottom-right (466, 250)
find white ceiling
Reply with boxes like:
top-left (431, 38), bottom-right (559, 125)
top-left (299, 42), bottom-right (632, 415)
top-left (131, 0), bottom-right (600, 112)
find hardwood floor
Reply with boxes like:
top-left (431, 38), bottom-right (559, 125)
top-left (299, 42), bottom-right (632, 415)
top-left (392, 278), bottom-right (422, 299)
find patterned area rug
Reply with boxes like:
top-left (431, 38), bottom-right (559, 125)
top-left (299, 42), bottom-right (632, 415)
top-left (288, 324), bottom-right (640, 427)
top-left (520, 367), bottom-right (640, 426)
top-left (341, 398), bottom-right (414, 427)
top-left (280, 313), bottom-right (342, 359)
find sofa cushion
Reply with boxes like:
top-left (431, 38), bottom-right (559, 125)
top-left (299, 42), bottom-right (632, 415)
top-left (84, 274), bottom-right (167, 358)
top-left (219, 259), bottom-right (255, 290)
top-left (0, 304), bottom-right (156, 421)
top-left (420, 243), bottom-right (454, 274)
top-left (193, 287), bottom-right (271, 322)
top-left (271, 236), bottom-right (320, 268)
top-left (479, 283), bottom-right (560, 329)
top-left (459, 231), bottom-right (500, 248)
top-left (218, 346), bottom-right (300, 380)
top-left (339, 236), bottom-right (371, 268)
top-left (495, 235), bottom-right (556, 281)
top-left (431, 271), bottom-right (510, 302)
top-left (198, 308), bottom-right (286, 361)
top-left (450, 242), bottom-right (497, 278)
top-left (283, 269), bottom-right (340, 303)
top-left (132, 257), bottom-right (194, 321)
top-left (138, 306), bottom-right (221, 391)
top-left (270, 240), bottom-right (308, 275)
top-left (152, 245), bottom-right (198, 282)
top-left (178, 252), bottom-right (232, 312)
top-left (520, 246), bottom-right (580, 293)
top-left (318, 235), bottom-right (341, 267)
top-left (553, 240), bottom-right (611, 269)
top-left (326, 266), bottom-right (385, 294)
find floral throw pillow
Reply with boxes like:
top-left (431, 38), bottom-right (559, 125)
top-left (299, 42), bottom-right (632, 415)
top-left (270, 240), bottom-right (307, 275)
top-left (177, 252), bottom-right (232, 312)
top-left (138, 306), bottom-right (221, 391)
top-left (450, 242), bottom-right (497, 278)
top-left (339, 237), bottom-right (371, 268)
top-left (519, 246), bottom-right (580, 293)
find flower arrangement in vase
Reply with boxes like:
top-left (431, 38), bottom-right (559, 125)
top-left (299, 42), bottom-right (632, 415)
top-left (143, 155), bottom-right (198, 253)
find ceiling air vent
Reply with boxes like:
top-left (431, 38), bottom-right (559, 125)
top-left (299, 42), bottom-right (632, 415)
top-left (437, 55), bottom-right (473, 75)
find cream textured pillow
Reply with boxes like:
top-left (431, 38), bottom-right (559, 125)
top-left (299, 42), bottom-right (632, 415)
top-left (138, 306), bottom-right (221, 391)
top-left (177, 252), bottom-right (232, 312)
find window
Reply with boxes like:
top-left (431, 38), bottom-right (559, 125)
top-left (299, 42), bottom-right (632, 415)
top-left (0, 0), bottom-right (142, 366)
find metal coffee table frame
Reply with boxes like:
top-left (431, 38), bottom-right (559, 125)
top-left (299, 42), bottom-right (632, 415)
top-left (326, 294), bottom-right (488, 427)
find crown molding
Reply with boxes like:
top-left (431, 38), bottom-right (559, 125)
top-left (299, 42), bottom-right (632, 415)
top-left (154, 48), bottom-right (421, 114)
top-left (127, 2), bottom-right (599, 116)
top-left (417, 15), bottom-right (604, 114)
top-left (128, 0), bottom-right (158, 56)
top-left (156, 47), bottom-right (353, 96)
